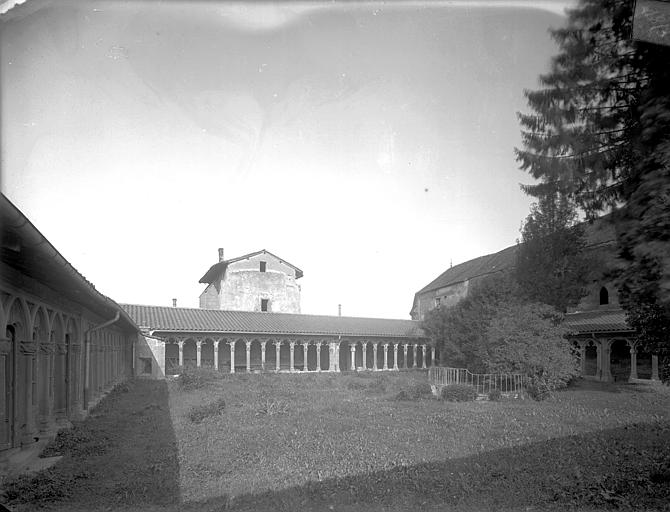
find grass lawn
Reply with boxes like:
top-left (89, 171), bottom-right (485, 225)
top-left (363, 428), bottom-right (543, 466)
top-left (2, 371), bottom-right (670, 511)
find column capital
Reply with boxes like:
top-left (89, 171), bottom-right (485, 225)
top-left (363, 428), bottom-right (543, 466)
top-left (177, 339), bottom-right (185, 348)
top-left (245, 339), bottom-right (252, 348)
top-left (213, 339), bottom-right (220, 348)
top-left (20, 340), bottom-right (38, 354)
top-left (349, 343), bottom-right (357, 352)
top-left (196, 339), bottom-right (203, 348)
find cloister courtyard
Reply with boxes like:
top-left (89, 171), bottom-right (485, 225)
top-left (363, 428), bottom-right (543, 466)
top-left (2, 370), bottom-right (669, 512)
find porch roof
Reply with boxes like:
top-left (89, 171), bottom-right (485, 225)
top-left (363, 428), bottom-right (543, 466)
top-left (122, 304), bottom-right (425, 339)
top-left (565, 308), bottom-right (635, 335)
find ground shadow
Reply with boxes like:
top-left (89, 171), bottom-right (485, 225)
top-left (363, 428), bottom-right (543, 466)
top-left (5, 379), bottom-right (180, 510)
top-left (184, 420), bottom-right (670, 512)
top-left (564, 378), bottom-right (658, 394)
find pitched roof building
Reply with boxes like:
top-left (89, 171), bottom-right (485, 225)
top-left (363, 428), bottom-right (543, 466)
top-left (410, 218), bottom-right (660, 382)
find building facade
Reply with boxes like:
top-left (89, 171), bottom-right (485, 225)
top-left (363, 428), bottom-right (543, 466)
top-left (199, 249), bottom-right (302, 313)
top-left (0, 194), bottom-right (138, 455)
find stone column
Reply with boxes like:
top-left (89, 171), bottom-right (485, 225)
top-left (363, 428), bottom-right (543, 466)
top-left (600, 340), bottom-right (612, 382)
top-left (178, 340), bottom-right (184, 367)
top-left (289, 341), bottom-right (295, 372)
top-left (421, 345), bottom-right (427, 369)
top-left (362, 342), bottom-right (368, 370)
top-left (350, 343), bottom-right (356, 371)
top-left (596, 342), bottom-right (602, 380)
top-left (393, 343), bottom-right (399, 370)
top-left (383, 344), bottom-right (389, 370)
top-left (651, 354), bottom-right (660, 381)
top-left (302, 342), bottom-right (309, 371)
top-left (403, 344), bottom-right (409, 369)
top-left (245, 340), bottom-right (252, 373)
top-left (196, 340), bottom-right (202, 367)
top-left (412, 344), bottom-right (418, 368)
top-left (20, 340), bottom-right (37, 445)
top-left (332, 342), bottom-right (340, 372)
top-left (261, 341), bottom-right (266, 371)
top-left (579, 343), bottom-right (586, 375)
top-left (316, 342), bottom-right (322, 372)
top-left (229, 341), bottom-right (235, 374)
top-left (431, 346), bottom-right (436, 367)
top-left (275, 341), bottom-right (281, 372)
top-left (629, 343), bottom-right (638, 381)
top-left (213, 340), bottom-right (220, 370)
top-left (39, 344), bottom-right (54, 433)
top-left (372, 343), bottom-right (378, 371)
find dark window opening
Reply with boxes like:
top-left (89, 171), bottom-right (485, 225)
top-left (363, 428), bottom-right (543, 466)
top-left (435, 297), bottom-right (441, 308)
top-left (140, 357), bottom-right (152, 374)
top-left (261, 299), bottom-right (269, 312)
top-left (260, 261), bottom-right (266, 272)
top-left (599, 286), bottom-right (609, 305)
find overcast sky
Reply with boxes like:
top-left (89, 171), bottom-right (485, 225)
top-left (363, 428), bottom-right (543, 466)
top-left (1, 0), bottom-right (573, 319)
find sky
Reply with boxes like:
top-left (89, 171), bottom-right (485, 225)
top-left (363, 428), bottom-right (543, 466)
top-left (1, 0), bottom-right (573, 319)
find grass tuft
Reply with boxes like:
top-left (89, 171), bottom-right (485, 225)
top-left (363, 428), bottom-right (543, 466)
top-left (187, 397), bottom-right (227, 423)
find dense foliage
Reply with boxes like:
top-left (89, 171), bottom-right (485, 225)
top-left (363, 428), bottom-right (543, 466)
top-left (484, 302), bottom-right (579, 391)
top-left (422, 274), bottom-right (577, 389)
top-left (515, 0), bottom-right (670, 360)
top-left (515, 194), bottom-right (597, 312)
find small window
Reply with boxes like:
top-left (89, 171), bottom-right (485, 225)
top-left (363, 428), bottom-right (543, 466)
top-left (260, 261), bottom-right (266, 272)
top-left (261, 298), bottom-right (269, 312)
top-left (599, 286), bottom-right (609, 305)
top-left (435, 297), bottom-right (441, 308)
top-left (140, 357), bottom-right (152, 374)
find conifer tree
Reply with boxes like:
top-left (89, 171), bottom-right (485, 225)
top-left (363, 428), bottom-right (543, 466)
top-left (515, 0), bottom-right (670, 360)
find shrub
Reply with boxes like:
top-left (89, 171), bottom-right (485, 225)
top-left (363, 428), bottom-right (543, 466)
top-left (176, 366), bottom-right (221, 391)
top-left (484, 302), bottom-right (579, 392)
top-left (440, 384), bottom-right (477, 402)
top-left (187, 398), bottom-right (226, 424)
top-left (488, 388), bottom-right (502, 401)
top-left (394, 389), bottom-right (412, 401)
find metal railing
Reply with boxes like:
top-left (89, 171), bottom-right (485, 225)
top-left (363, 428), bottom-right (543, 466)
top-left (429, 367), bottom-right (526, 396)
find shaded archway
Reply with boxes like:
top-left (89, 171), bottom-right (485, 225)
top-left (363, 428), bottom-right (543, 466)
top-left (637, 347), bottom-right (652, 379)
top-left (584, 342), bottom-right (597, 376)
top-left (183, 339), bottom-right (197, 368)
top-left (365, 343), bottom-right (374, 370)
top-left (201, 339), bottom-right (214, 367)
top-left (165, 342), bottom-right (179, 373)
top-left (319, 342), bottom-right (329, 371)
top-left (610, 339), bottom-right (630, 381)
top-left (406, 344), bottom-right (415, 368)
top-left (306, 342), bottom-right (318, 371)
top-left (279, 341), bottom-right (290, 370)
top-left (233, 339), bottom-right (246, 370)
top-left (250, 340), bottom-right (262, 370)
top-left (339, 341), bottom-right (349, 371)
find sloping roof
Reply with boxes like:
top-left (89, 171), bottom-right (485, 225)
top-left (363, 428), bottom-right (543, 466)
top-left (411, 216), bottom-right (618, 315)
top-left (199, 249), bottom-right (304, 284)
top-left (0, 194), bottom-right (139, 332)
top-left (416, 245), bottom-right (517, 297)
top-left (122, 304), bottom-right (425, 339)
top-left (564, 308), bottom-right (634, 334)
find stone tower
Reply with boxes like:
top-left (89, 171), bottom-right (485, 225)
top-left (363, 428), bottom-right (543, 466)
top-left (198, 249), bottom-right (302, 313)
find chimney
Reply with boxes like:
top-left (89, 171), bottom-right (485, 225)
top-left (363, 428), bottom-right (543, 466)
top-left (218, 248), bottom-right (224, 262)
top-left (338, 304), bottom-right (342, 317)
top-left (172, 298), bottom-right (177, 308)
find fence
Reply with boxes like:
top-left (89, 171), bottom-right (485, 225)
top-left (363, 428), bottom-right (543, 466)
top-left (428, 367), bottom-right (526, 396)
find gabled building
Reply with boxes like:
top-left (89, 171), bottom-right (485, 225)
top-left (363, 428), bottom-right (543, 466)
top-left (410, 218), bottom-right (661, 382)
top-left (199, 249), bottom-right (302, 313)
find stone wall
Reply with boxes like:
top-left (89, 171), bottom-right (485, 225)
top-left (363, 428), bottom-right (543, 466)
top-left (414, 281), bottom-right (469, 320)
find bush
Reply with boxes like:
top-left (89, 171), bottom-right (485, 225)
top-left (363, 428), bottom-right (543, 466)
top-left (440, 384), bottom-right (477, 402)
top-left (484, 302), bottom-right (579, 392)
top-left (525, 378), bottom-right (552, 401)
top-left (488, 388), bottom-right (502, 401)
top-left (187, 398), bottom-right (226, 424)
top-left (176, 366), bottom-right (221, 391)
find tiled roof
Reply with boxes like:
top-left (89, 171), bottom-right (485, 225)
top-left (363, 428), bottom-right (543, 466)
top-left (121, 304), bottom-right (425, 339)
top-left (411, 216), bottom-right (618, 316)
top-left (416, 245), bottom-right (517, 296)
top-left (199, 249), bottom-right (303, 284)
top-left (565, 308), bottom-right (634, 334)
